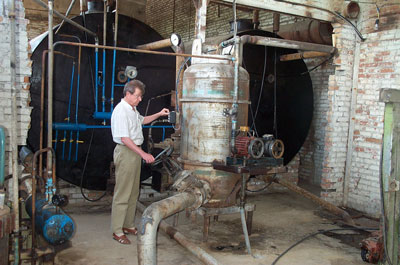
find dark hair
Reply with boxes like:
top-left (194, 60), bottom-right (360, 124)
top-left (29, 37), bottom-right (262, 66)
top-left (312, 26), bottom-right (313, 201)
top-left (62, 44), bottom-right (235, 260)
top-left (123, 80), bottom-right (145, 96)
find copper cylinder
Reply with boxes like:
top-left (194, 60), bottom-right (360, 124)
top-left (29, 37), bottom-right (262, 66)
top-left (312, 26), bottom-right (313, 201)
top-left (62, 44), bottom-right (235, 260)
top-left (277, 19), bottom-right (333, 45)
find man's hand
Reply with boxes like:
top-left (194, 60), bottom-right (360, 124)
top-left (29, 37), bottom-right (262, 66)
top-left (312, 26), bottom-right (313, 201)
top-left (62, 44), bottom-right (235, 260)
top-left (141, 152), bottom-right (155, 164)
top-left (159, 108), bottom-right (170, 117)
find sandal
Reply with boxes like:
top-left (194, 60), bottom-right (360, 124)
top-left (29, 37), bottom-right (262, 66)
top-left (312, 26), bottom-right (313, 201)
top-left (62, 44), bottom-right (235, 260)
top-left (113, 233), bottom-right (131, 244)
top-left (123, 227), bottom-right (138, 235)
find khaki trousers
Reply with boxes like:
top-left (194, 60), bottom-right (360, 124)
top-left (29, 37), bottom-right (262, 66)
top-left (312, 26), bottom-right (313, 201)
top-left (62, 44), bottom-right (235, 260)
top-left (111, 144), bottom-right (141, 234)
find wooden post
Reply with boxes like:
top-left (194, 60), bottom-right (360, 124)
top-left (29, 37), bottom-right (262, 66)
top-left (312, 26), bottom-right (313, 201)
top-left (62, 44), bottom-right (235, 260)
top-left (380, 88), bottom-right (400, 265)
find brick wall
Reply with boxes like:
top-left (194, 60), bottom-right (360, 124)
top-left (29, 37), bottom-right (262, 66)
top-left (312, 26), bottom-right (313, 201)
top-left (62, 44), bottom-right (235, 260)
top-left (0, 0), bottom-right (32, 177)
top-left (346, 1), bottom-right (400, 216)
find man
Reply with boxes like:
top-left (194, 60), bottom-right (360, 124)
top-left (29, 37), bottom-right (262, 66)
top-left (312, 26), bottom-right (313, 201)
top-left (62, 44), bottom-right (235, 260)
top-left (110, 80), bottom-right (169, 244)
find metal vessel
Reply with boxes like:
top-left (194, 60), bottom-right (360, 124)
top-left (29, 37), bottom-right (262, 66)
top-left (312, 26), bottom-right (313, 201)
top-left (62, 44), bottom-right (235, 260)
top-left (180, 57), bottom-right (250, 207)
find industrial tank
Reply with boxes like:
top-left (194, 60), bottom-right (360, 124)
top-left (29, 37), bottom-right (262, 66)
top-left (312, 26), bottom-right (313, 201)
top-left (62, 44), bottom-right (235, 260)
top-left (27, 13), bottom-right (176, 190)
top-left (180, 57), bottom-right (249, 207)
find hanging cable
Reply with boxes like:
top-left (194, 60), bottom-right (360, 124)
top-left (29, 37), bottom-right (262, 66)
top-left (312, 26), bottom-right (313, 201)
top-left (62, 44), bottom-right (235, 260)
top-left (251, 46), bottom-right (268, 136)
top-left (79, 129), bottom-right (107, 202)
top-left (272, 227), bottom-right (378, 265)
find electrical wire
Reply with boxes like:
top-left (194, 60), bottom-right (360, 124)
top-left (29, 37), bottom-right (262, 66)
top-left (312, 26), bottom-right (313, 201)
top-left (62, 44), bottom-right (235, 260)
top-left (79, 129), bottom-right (107, 202)
top-left (271, 227), bottom-right (378, 265)
top-left (250, 46), bottom-right (268, 136)
top-left (246, 180), bottom-right (273, 193)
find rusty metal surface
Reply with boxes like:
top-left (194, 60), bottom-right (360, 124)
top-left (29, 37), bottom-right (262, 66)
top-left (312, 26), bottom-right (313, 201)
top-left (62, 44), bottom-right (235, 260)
top-left (277, 19), bottom-right (333, 45)
top-left (182, 163), bottom-right (241, 208)
top-left (181, 60), bottom-right (249, 163)
top-left (179, 59), bottom-right (249, 208)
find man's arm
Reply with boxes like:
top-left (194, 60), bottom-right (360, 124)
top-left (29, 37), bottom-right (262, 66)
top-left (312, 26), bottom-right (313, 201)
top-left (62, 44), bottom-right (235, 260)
top-left (121, 137), bottom-right (155, 163)
top-left (143, 108), bottom-right (169, 125)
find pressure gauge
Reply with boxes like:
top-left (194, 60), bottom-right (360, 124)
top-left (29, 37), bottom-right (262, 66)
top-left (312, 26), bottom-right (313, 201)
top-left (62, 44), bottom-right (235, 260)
top-left (125, 66), bottom-right (138, 79)
top-left (170, 33), bottom-right (181, 47)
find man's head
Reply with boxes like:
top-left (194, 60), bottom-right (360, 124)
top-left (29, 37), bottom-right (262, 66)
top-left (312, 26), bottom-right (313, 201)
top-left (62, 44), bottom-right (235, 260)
top-left (123, 80), bottom-right (145, 107)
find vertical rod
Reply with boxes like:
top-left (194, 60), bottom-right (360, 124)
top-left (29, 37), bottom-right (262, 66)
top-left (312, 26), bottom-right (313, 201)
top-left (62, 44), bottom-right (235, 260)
top-left (9, 0), bottom-right (20, 263)
top-left (54, 130), bottom-right (58, 150)
top-left (40, 50), bottom-right (48, 180)
top-left (68, 131), bottom-right (73, 161)
top-left (95, 49), bottom-right (99, 113)
top-left (102, 0), bottom-right (107, 114)
top-left (343, 38), bottom-right (360, 206)
top-left (110, 0), bottom-right (118, 111)
top-left (54, 0), bottom-right (76, 34)
top-left (74, 47), bottom-right (82, 161)
top-left (47, 0), bottom-right (54, 178)
top-left (63, 63), bottom-right (75, 160)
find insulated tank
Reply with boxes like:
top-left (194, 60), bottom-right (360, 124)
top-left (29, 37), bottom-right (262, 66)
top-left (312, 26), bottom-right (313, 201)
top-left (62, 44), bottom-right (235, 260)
top-left (180, 57), bottom-right (249, 207)
top-left (27, 13), bottom-right (175, 190)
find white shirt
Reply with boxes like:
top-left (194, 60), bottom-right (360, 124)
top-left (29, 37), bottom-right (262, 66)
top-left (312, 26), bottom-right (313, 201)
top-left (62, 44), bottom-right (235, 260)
top-left (111, 99), bottom-right (145, 145)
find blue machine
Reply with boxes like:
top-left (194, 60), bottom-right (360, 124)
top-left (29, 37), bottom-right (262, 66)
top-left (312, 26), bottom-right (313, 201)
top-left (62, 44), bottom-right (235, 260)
top-left (25, 195), bottom-right (75, 245)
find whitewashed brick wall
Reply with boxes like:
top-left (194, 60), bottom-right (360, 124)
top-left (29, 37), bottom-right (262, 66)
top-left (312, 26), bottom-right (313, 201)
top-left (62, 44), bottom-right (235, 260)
top-left (0, 0), bottom-right (32, 177)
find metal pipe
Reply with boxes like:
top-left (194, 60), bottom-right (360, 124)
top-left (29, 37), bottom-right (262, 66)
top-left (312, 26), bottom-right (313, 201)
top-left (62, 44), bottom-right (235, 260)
top-left (273, 177), bottom-right (355, 226)
top-left (47, 0), bottom-right (54, 185)
top-left (9, 0), bottom-right (20, 262)
top-left (137, 202), bottom-right (219, 265)
top-left (110, 0), bottom-right (118, 110)
top-left (343, 39), bottom-right (361, 206)
top-left (138, 192), bottom-right (199, 265)
top-left (53, 41), bottom-right (232, 61)
top-left (220, 35), bottom-right (336, 54)
top-left (230, 36), bottom-right (240, 154)
top-left (32, 0), bottom-right (98, 38)
top-left (0, 126), bottom-right (5, 189)
top-left (74, 46), bottom-right (82, 161)
top-left (136, 39), bottom-right (173, 51)
top-left (54, 0), bottom-right (77, 34)
top-left (102, 0), bottom-right (106, 115)
top-left (280, 51), bottom-right (330, 61)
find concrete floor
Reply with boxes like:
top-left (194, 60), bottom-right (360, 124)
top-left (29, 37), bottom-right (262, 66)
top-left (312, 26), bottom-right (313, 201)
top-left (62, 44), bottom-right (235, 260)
top-left (55, 186), bottom-right (375, 265)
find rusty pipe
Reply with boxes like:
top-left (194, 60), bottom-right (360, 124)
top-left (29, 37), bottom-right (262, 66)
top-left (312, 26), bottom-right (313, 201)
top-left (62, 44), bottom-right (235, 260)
top-left (53, 41), bottom-right (232, 61)
top-left (136, 38), bottom-right (173, 51)
top-left (280, 51), bottom-right (330, 61)
top-left (40, 50), bottom-right (75, 181)
top-left (137, 202), bottom-right (219, 265)
top-left (31, 147), bottom-right (56, 261)
top-left (220, 35), bottom-right (336, 54)
top-left (271, 177), bottom-right (355, 226)
top-left (54, 0), bottom-right (77, 35)
top-left (138, 192), bottom-right (200, 265)
top-left (32, 0), bottom-right (97, 38)
top-left (276, 20), bottom-right (333, 45)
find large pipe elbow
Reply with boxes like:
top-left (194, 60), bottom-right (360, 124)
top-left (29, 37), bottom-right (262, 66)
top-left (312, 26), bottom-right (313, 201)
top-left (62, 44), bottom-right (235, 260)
top-left (138, 192), bottom-right (199, 265)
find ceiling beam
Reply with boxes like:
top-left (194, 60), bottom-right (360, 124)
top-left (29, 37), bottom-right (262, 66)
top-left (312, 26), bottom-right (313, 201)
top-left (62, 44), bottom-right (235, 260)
top-left (220, 0), bottom-right (336, 22)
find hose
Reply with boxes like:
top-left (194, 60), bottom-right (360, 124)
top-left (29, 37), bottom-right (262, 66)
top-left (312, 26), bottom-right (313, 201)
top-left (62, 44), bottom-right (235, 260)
top-left (271, 227), bottom-right (378, 265)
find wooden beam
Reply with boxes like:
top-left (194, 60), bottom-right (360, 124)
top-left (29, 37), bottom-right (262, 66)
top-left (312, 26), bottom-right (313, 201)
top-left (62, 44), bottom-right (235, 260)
top-left (280, 51), bottom-right (329, 61)
top-left (220, 0), bottom-right (335, 22)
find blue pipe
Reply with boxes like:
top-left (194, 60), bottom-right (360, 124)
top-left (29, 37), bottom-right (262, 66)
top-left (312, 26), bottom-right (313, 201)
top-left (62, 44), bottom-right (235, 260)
top-left (63, 63), bottom-right (75, 159)
top-left (68, 131), bottom-right (73, 161)
top-left (54, 123), bottom-right (172, 132)
top-left (0, 125), bottom-right (5, 189)
top-left (93, 111), bottom-right (112, 120)
top-left (111, 49), bottom-right (116, 111)
top-left (102, 49), bottom-right (106, 113)
top-left (75, 74), bottom-right (81, 123)
top-left (95, 50), bottom-right (98, 113)
top-left (75, 131), bottom-right (80, 161)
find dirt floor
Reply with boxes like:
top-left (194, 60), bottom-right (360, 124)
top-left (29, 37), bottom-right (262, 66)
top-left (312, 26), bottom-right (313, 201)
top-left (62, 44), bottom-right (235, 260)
top-left (55, 185), bottom-right (377, 265)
